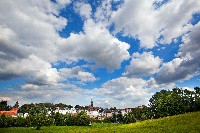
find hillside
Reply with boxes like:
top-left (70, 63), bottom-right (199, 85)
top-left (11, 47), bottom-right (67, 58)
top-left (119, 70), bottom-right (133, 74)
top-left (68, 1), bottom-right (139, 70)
top-left (0, 111), bottom-right (200, 133)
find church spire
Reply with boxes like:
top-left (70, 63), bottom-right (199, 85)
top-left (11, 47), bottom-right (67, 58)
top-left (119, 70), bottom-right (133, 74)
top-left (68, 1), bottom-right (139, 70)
top-left (91, 99), bottom-right (93, 107)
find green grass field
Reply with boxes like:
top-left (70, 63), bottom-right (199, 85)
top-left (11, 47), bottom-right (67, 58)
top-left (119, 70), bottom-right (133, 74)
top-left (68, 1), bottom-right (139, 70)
top-left (1, 111), bottom-right (200, 133)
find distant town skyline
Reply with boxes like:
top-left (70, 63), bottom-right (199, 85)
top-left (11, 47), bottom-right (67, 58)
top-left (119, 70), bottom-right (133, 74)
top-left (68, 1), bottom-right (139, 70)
top-left (0, 0), bottom-right (200, 108)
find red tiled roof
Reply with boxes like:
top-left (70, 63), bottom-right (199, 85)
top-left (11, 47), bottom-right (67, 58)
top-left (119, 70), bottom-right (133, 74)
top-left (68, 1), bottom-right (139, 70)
top-left (0, 108), bottom-right (19, 116)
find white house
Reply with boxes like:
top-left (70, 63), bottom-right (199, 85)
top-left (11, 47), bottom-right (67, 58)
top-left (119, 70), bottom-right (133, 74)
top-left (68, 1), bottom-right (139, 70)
top-left (55, 107), bottom-right (77, 115)
top-left (87, 110), bottom-right (99, 118)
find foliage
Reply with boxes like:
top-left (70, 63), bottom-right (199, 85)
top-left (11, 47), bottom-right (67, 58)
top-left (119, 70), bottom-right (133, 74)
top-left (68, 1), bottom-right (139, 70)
top-left (0, 100), bottom-right (11, 111)
top-left (107, 87), bottom-right (200, 124)
top-left (18, 103), bottom-right (73, 114)
top-left (0, 111), bottom-right (91, 128)
top-left (0, 114), bottom-right (13, 128)
top-left (73, 111), bottom-right (91, 126)
top-left (123, 112), bottom-right (136, 124)
top-left (1, 86), bottom-right (199, 129)
top-left (74, 105), bottom-right (84, 110)
top-left (149, 87), bottom-right (200, 118)
top-left (55, 103), bottom-right (73, 110)
top-left (110, 111), bottom-right (123, 123)
top-left (102, 117), bottom-right (111, 123)
top-left (0, 111), bottom-right (200, 133)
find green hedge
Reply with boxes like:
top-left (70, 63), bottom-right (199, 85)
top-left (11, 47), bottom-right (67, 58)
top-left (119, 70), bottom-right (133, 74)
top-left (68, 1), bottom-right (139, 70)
top-left (0, 111), bottom-right (91, 128)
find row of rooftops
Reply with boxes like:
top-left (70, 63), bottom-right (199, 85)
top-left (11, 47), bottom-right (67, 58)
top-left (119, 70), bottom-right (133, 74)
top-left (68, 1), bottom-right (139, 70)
top-left (0, 100), bottom-right (146, 118)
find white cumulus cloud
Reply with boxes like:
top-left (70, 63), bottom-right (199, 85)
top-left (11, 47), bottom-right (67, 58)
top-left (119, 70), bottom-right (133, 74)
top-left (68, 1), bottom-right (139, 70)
top-left (92, 77), bottom-right (151, 107)
top-left (112, 0), bottom-right (200, 48)
top-left (123, 52), bottom-right (162, 78)
top-left (59, 66), bottom-right (97, 83)
top-left (58, 19), bottom-right (130, 70)
top-left (156, 23), bottom-right (200, 84)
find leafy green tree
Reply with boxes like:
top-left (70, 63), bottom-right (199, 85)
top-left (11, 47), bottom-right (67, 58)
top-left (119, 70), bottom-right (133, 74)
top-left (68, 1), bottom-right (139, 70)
top-left (116, 111), bottom-right (123, 123)
top-left (0, 114), bottom-right (14, 128)
top-left (53, 112), bottom-right (65, 126)
top-left (75, 105), bottom-right (84, 110)
top-left (102, 117), bottom-right (111, 123)
top-left (14, 116), bottom-right (24, 127)
top-left (63, 113), bottom-right (74, 126)
top-left (111, 112), bottom-right (117, 123)
top-left (194, 87), bottom-right (200, 110)
top-left (123, 112), bottom-right (136, 124)
top-left (74, 111), bottom-right (91, 126)
top-left (33, 114), bottom-right (43, 130)
top-left (149, 89), bottom-right (180, 118)
top-left (149, 87), bottom-right (200, 118)
top-left (0, 101), bottom-right (11, 111)
top-left (0, 114), bottom-right (8, 127)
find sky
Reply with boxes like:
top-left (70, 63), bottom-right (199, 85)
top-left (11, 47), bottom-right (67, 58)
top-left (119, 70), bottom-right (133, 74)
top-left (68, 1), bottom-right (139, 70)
top-left (0, 0), bottom-right (200, 108)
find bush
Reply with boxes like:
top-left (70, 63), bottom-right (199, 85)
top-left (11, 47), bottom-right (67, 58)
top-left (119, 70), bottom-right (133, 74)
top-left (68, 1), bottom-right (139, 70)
top-left (63, 113), bottom-right (74, 126)
top-left (73, 111), bottom-right (91, 126)
top-left (149, 87), bottom-right (200, 118)
top-left (123, 112), bottom-right (136, 124)
top-left (53, 112), bottom-right (65, 126)
top-left (0, 114), bottom-right (13, 128)
top-left (102, 117), bottom-right (111, 123)
top-left (14, 117), bottom-right (25, 127)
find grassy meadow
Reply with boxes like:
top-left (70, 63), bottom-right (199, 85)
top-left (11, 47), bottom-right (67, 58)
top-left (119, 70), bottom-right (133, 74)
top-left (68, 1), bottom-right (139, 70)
top-left (0, 111), bottom-right (200, 133)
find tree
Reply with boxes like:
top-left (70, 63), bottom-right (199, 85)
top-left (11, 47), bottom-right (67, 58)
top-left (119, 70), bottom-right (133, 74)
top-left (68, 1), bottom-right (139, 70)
top-left (123, 112), bottom-right (136, 124)
top-left (149, 87), bottom-right (200, 118)
top-left (74, 111), bottom-right (91, 126)
top-left (116, 111), bottom-right (123, 123)
top-left (53, 112), bottom-right (65, 126)
top-left (111, 112), bottom-right (117, 123)
top-left (0, 101), bottom-right (11, 111)
top-left (194, 87), bottom-right (200, 111)
top-left (75, 105), bottom-right (84, 110)
top-left (13, 101), bottom-right (19, 108)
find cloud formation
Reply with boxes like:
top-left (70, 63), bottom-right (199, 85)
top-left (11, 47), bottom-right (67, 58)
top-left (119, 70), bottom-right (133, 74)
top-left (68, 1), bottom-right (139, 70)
top-left (156, 23), bottom-right (200, 84)
top-left (59, 66), bottom-right (97, 83)
top-left (0, 0), bottom-right (68, 83)
top-left (74, 2), bottom-right (92, 19)
top-left (0, 55), bottom-right (61, 86)
top-left (0, 0), bottom-right (130, 84)
top-left (92, 77), bottom-right (151, 107)
top-left (0, 0), bottom-right (199, 108)
top-left (58, 19), bottom-right (130, 70)
top-left (123, 52), bottom-right (162, 78)
top-left (112, 0), bottom-right (200, 48)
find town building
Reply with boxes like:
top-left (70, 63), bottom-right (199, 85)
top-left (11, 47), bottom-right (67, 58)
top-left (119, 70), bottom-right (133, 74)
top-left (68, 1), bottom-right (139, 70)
top-left (0, 101), bottom-right (19, 117)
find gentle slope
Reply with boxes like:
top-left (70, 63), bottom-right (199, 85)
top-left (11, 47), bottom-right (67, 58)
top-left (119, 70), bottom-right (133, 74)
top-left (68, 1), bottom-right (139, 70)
top-left (0, 111), bottom-right (200, 133)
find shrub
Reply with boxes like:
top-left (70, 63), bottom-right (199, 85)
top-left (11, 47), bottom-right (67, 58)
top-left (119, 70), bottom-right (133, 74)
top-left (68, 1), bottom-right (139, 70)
top-left (53, 112), bottom-right (65, 126)
top-left (0, 114), bottom-right (15, 127)
top-left (74, 111), bottom-right (91, 126)
top-left (123, 112), bottom-right (136, 124)
top-left (14, 117), bottom-right (25, 127)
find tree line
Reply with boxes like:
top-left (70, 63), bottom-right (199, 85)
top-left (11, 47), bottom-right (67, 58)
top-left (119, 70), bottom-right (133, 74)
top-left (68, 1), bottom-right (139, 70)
top-left (0, 111), bottom-right (91, 129)
top-left (0, 87), bottom-right (200, 128)
top-left (96, 87), bottom-right (200, 123)
top-left (120, 87), bottom-right (200, 123)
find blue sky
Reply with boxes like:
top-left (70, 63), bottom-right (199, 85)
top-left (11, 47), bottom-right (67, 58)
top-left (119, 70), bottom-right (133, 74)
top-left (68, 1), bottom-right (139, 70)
top-left (0, 0), bottom-right (200, 108)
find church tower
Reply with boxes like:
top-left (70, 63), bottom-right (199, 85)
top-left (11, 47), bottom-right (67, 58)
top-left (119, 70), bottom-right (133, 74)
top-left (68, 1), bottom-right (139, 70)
top-left (91, 99), bottom-right (93, 107)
